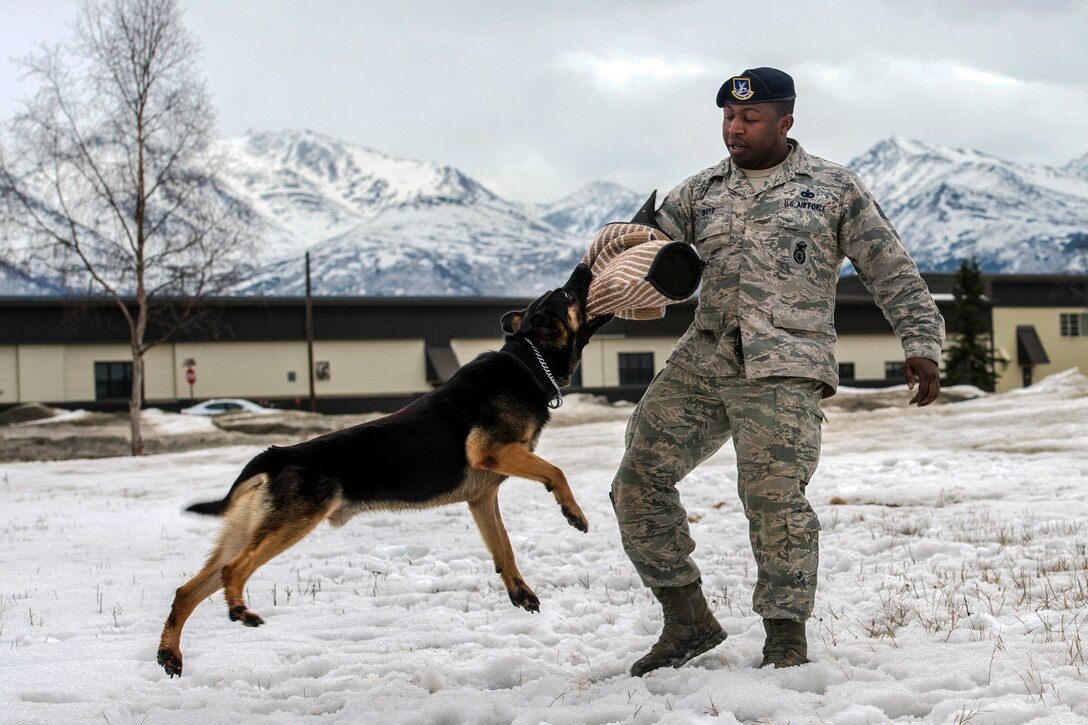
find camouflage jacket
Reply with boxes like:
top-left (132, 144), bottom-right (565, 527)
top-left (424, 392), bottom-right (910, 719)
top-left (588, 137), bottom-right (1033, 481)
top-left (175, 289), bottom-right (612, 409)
top-left (657, 140), bottom-right (945, 396)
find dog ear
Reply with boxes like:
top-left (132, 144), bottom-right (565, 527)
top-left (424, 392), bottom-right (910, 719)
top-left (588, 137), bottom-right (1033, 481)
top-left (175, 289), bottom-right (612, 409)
top-left (501, 310), bottom-right (525, 334)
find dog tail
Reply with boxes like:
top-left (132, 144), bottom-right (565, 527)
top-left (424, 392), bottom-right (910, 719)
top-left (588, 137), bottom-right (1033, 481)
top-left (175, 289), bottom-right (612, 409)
top-left (186, 495), bottom-right (239, 516)
top-left (185, 449), bottom-right (278, 516)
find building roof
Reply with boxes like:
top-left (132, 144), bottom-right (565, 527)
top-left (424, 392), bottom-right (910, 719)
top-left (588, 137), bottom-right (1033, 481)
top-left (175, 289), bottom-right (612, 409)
top-left (2, 273), bottom-right (1083, 346)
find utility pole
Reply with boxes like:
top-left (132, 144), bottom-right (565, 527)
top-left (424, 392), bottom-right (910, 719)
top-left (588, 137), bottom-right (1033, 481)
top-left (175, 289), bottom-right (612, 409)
top-left (305, 252), bottom-right (317, 412)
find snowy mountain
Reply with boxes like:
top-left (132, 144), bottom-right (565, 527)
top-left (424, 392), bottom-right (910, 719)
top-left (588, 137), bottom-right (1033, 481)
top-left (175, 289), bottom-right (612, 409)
top-left (236, 187), bottom-right (585, 297)
top-left (848, 136), bottom-right (1088, 274)
top-left (1062, 151), bottom-right (1088, 180)
top-left (217, 130), bottom-right (597, 296)
top-left (3, 129), bottom-right (1086, 297)
top-left (535, 181), bottom-right (644, 239)
top-left (218, 130), bottom-right (508, 262)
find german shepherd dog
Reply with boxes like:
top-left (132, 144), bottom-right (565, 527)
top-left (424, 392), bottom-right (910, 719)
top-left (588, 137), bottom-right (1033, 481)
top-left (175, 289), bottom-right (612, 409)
top-left (157, 264), bottom-right (611, 676)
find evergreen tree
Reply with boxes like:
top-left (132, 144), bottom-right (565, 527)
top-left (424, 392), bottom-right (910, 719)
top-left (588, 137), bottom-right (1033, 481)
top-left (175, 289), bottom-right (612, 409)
top-left (944, 258), bottom-right (997, 390)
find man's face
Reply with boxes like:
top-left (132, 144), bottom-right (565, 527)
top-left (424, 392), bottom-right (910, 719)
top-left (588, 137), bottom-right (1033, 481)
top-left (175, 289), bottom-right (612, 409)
top-left (722, 103), bottom-right (793, 170)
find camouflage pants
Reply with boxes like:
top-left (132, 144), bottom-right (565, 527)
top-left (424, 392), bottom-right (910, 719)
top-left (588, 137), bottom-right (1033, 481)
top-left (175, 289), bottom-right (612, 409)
top-left (611, 362), bottom-right (824, 621)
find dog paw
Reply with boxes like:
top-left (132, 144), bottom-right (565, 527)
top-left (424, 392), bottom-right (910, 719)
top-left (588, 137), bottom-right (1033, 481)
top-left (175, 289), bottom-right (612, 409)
top-left (157, 648), bottom-right (183, 677)
top-left (508, 581), bottom-right (540, 613)
top-left (562, 505), bottom-right (589, 533)
top-left (229, 605), bottom-right (265, 628)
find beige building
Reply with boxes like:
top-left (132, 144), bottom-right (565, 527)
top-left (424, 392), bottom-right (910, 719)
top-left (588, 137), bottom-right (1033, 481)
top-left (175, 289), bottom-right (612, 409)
top-left (1, 274), bottom-right (1084, 412)
top-left (987, 277), bottom-right (1088, 393)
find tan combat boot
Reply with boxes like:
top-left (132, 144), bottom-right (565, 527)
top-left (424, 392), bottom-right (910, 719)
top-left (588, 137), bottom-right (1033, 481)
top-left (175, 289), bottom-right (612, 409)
top-left (630, 580), bottom-right (727, 676)
top-left (758, 618), bottom-right (809, 668)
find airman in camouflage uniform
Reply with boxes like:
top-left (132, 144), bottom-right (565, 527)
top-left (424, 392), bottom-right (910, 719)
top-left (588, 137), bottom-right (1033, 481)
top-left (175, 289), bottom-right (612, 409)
top-left (613, 67), bottom-right (945, 676)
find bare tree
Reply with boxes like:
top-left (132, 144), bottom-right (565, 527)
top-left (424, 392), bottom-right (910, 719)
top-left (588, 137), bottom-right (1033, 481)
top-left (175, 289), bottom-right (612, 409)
top-left (0, 0), bottom-right (251, 455)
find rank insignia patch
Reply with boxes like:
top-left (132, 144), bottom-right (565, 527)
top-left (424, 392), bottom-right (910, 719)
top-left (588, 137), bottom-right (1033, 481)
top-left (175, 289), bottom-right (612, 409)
top-left (731, 77), bottom-right (754, 101)
top-left (790, 239), bottom-right (810, 269)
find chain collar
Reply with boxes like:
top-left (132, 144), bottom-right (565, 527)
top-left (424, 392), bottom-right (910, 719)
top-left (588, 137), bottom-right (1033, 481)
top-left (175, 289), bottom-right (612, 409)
top-left (524, 339), bottom-right (563, 409)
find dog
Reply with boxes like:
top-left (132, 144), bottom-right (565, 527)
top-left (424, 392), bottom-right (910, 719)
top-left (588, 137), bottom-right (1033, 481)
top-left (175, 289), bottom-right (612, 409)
top-left (156, 264), bottom-right (612, 676)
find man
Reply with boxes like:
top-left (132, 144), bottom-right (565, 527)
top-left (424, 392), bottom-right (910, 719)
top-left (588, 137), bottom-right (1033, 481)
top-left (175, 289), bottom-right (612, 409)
top-left (611, 67), bottom-right (944, 676)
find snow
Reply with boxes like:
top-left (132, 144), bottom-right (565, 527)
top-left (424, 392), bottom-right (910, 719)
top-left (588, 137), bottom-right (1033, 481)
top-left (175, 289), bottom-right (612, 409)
top-left (9, 408), bottom-right (95, 426)
top-left (9, 407), bottom-right (219, 435)
top-left (141, 409), bottom-right (221, 437)
top-left (2, 370), bottom-right (1088, 723)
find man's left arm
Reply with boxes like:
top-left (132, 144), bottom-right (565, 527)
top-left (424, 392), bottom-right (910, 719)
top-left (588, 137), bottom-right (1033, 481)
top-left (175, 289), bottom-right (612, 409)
top-left (838, 175), bottom-right (945, 407)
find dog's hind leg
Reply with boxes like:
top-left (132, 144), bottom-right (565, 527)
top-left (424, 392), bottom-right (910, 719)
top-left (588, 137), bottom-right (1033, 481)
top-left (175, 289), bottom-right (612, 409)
top-left (219, 494), bottom-right (336, 628)
top-left (470, 442), bottom-right (589, 533)
top-left (468, 488), bottom-right (539, 612)
top-left (157, 495), bottom-right (262, 676)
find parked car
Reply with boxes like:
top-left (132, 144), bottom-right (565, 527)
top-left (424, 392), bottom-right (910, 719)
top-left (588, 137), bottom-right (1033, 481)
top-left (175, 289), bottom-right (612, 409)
top-left (180, 399), bottom-right (276, 416)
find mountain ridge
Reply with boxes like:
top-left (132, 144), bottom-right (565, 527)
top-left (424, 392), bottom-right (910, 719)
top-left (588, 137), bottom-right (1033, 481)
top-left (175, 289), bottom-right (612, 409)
top-left (849, 136), bottom-right (1088, 274)
top-left (2, 130), bottom-right (1085, 296)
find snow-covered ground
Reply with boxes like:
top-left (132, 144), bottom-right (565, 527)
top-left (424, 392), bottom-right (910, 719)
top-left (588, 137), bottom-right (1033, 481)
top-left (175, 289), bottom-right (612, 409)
top-left (2, 370), bottom-right (1088, 724)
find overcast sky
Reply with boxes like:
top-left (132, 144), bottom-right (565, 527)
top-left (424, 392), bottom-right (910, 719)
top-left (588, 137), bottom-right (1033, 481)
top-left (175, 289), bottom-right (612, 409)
top-left (3, 0), bottom-right (1087, 202)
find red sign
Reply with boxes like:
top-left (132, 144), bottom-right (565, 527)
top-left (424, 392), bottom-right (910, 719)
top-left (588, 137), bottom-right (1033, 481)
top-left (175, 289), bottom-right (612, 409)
top-left (185, 367), bottom-right (196, 385)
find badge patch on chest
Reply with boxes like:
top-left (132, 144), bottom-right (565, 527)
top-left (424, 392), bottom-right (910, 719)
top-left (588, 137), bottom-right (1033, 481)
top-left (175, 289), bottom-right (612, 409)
top-left (789, 239), bottom-right (810, 269)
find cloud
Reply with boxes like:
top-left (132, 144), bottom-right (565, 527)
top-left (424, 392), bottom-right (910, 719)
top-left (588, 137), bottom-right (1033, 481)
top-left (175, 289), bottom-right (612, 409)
top-left (798, 59), bottom-right (1031, 101)
top-left (801, 56), bottom-right (1067, 107)
top-left (951, 66), bottom-right (1022, 87)
top-left (4, 0), bottom-right (1087, 202)
top-left (556, 51), bottom-right (706, 90)
top-left (790, 56), bottom-right (1087, 170)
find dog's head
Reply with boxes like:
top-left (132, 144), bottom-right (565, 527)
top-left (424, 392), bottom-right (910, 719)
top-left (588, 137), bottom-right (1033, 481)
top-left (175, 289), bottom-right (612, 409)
top-left (500, 264), bottom-right (613, 385)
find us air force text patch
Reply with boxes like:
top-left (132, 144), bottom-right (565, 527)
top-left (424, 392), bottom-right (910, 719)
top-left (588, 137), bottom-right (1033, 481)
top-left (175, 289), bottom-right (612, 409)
top-left (783, 197), bottom-right (826, 213)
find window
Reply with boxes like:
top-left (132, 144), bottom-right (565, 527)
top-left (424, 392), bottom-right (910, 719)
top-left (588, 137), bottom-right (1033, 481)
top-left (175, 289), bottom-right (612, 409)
top-left (1060, 312), bottom-right (1088, 337)
top-left (838, 363), bottom-right (855, 380)
top-left (94, 361), bottom-right (132, 400)
top-left (618, 352), bottom-right (655, 385)
top-left (884, 361), bottom-right (903, 380)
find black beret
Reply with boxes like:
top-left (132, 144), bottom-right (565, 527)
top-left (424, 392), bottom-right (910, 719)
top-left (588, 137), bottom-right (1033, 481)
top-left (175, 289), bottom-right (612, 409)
top-left (716, 67), bottom-right (796, 107)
